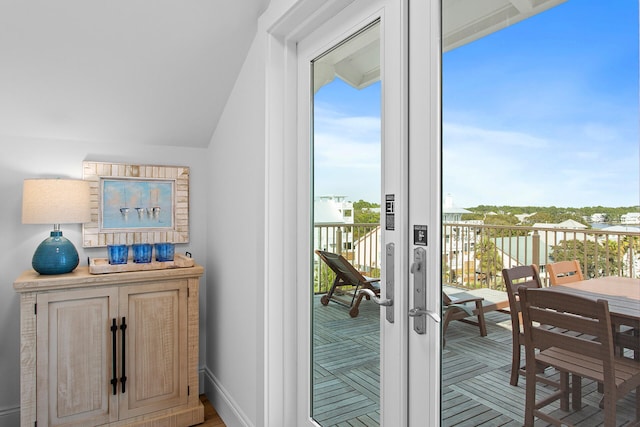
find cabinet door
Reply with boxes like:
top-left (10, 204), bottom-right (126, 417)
top-left (37, 287), bottom-right (119, 426)
top-left (118, 279), bottom-right (188, 420)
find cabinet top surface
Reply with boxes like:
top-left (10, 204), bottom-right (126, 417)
top-left (13, 264), bottom-right (204, 292)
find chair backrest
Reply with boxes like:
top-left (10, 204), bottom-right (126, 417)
top-left (501, 265), bottom-right (542, 334)
top-left (315, 250), bottom-right (366, 286)
top-left (546, 260), bottom-right (584, 285)
top-left (519, 287), bottom-right (615, 378)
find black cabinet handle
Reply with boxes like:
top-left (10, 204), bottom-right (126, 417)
top-left (110, 318), bottom-right (118, 395)
top-left (120, 317), bottom-right (127, 393)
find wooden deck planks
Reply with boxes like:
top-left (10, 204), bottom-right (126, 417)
top-left (313, 295), bottom-right (381, 426)
top-left (312, 293), bottom-right (638, 427)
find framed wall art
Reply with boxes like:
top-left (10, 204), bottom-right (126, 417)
top-left (82, 161), bottom-right (190, 247)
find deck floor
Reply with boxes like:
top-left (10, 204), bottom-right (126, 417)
top-left (312, 294), bottom-right (638, 427)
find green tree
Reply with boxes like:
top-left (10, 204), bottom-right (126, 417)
top-left (528, 212), bottom-right (554, 224)
top-left (482, 214), bottom-right (519, 226)
top-left (353, 199), bottom-right (380, 224)
top-left (550, 240), bottom-right (617, 278)
top-left (461, 212), bottom-right (484, 221)
top-left (474, 238), bottom-right (503, 285)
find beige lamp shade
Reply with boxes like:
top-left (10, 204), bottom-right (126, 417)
top-left (22, 179), bottom-right (92, 224)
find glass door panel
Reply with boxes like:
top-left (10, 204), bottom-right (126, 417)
top-left (311, 21), bottom-right (382, 427)
top-left (441, 0), bottom-right (639, 425)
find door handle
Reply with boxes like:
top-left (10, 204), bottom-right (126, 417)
top-left (408, 307), bottom-right (441, 323)
top-left (409, 247), bottom-right (440, 334)
top-left (120, 317), bottom-right (127, 393)
top-left (356, 242), bottom-right (395, 323)
top-left (357, 288), bottom-right (393, 306)
top-left (110, 318), bottom-right (118, 395)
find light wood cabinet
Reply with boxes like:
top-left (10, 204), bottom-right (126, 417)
top-left (14, 265), bottom-right (205, 427)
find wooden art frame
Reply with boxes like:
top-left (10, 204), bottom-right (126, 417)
top-left (82, 161), bottom-right (190, 247)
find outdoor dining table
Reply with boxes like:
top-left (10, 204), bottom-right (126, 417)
top-left (548, 276), bottom-right (640, 332)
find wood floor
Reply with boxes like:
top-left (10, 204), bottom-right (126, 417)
top-left (199, 395), bottom-right (226, 426)
top-left (200, 295), bottom-right (638, 426)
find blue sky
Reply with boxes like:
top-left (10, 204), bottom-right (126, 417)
top-left (314, 0), bottom-right (639, 208)
top-left (314, 79), bottom-right (381, 203)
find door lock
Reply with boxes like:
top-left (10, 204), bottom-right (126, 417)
top-left (409, 247), bottom-right (440, 334)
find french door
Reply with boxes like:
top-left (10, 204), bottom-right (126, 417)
top-left (295, 0), bottom-right (442, 425)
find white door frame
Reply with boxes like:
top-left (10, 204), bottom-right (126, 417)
top-left (264, 3), bottom-right (360, 425)
top-left (264, 1), bottom-right (441, 425)
top-left (407, 1), bottom-right (442, 425)
top-left (296, 1), bottom-right (407, 425)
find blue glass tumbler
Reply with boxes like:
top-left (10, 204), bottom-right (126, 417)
top-left (132, 243), bottom-right (153, 263)
top-left (155, 243), bottom-right (175, 262)
top-left (107, 244), bottom-right (129, 265)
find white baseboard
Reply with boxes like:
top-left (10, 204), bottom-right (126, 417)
top-left (0, 405), bottom-right (20, 427)
top-left (202, 366), bottom-right (254, 427)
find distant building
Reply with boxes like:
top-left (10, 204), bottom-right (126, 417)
top-left (532, 219), bottom-right (587, 230)
top-left (621, 212), bottom-right (640, 225)
top-left (602, 225), bottom-right (640, 233)
top-left (314, 195), bottom-right (353, 224)
top-left (314, 196), bottom-right (354, 254)
top-left (443, 194), bottom-right (471, 223)
top-left (590, 213), bottom-right (606, 223)
top-left (530, 219), bottom-right (588, 246)
top-left (442, 195), bottom-right (478, 279)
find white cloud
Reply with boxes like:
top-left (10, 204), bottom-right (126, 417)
top-left (313, 107), bottom-right (381, 202)
top-left (443, 121), bottom-right (639, 208)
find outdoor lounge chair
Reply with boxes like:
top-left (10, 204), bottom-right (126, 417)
top-left (441, 291), bottom-right (486, 347)
top-left (315, 250), bottom-right (380, 318)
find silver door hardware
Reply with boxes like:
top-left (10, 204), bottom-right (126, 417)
top-left (408, 308), bottom-right (441, 323)
top-left (356, 242), bottom-right (395, 323)
top-left (384, 243), bottom-right (394, 323)
top-left (358, 289), bottom-right (392, 307)
top-left (385, 195), bottom-right (395, 230)
top-left (409, 247), bottom-right (440, 334)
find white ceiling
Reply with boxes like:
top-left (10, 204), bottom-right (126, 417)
top-left (0, 0), bottom-right (270, 148)
top-left (313, 0), bottom-right (566, 93)
top-left (443, 0), bottom-right (567, 52)
top-left (0, 0), bottom-right (564, 149)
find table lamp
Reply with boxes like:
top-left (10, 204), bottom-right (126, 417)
top-left (22, 178), bottom-right (91, 274)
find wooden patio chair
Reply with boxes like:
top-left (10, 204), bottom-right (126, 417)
top-left (501, 264), bottom-right (543, 386)
top-left (519, 287), bottom-right (640, 427)
top-left (548, 260), bottom-right (638, 360)
top-left (545, 260), bottom-right (584, 286)
top-left (315, 250), bottom-right (380, 318)
top-left (441, 291), bottom-right (486, 348)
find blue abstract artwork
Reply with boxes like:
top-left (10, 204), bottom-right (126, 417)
top-left (101, 179), bottom-right (174, 230)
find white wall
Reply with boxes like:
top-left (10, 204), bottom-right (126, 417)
top-left (0, 138), bottom-right (208, 426)
top-left (201, 1), bottom-right (308, 424)
top-left (203, 29), bottom-right (267, 427)
top-left (0, 1), bottom-right (302, 425)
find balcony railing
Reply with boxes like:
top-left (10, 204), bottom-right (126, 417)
top-left (314, 222), bottom-right (640, 294)
top-left (314, 223), bottom-right (381, 294)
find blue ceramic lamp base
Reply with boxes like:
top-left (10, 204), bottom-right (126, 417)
top-left (32, 230), bottom-right (80, 275)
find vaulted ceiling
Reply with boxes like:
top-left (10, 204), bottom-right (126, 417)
top-left (0, 0), bottom-right (270, 148)
top-left (0, 0), bottom-right (564, 149)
